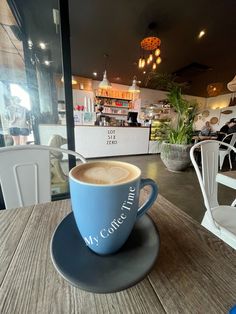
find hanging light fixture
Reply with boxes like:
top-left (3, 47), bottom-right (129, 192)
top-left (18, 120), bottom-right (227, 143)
top-left (137, 22), bottom-right (161, 71)
top-left (99, 54), bottom-right (112, 89)
top-left (206, 82), bottom-right (223, 97)
top-left (154, 48), bottom-right (161, 57)
top-left (99, 70), bottom-right (112, 89)
top-left (129, 76), bottom-right (140, 93)
top-left (156, 57), bottom-right (162, 64)
top-left (227, 75), bottom-right (236, 92)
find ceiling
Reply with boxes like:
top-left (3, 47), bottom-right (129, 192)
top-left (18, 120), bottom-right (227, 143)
top-left (10, 0), bottom-right (236, 97)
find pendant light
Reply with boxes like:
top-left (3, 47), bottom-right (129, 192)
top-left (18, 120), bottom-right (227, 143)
top-left (227, 75), bottom-right (236, 92)
top-left (99, 54), bottom-right (112, 89)
top-left (137, 22), bottom-right (161, 71)
top-left (207, 82), bottom-right (223, 97)
top-left (99, 70), bottom-right (112, 89)
top-left (129, 76), bottom-right (140, 93)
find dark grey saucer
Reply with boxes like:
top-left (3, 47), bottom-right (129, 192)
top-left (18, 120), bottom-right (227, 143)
top-left (50, 212), bottom-right (160, 293)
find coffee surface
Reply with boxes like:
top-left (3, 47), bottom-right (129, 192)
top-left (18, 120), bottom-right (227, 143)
top-left (73, 162), bottom-right (138, 184)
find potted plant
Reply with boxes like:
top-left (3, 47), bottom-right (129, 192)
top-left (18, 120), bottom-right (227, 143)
top-left (158, 86), bottom-right (197, 172)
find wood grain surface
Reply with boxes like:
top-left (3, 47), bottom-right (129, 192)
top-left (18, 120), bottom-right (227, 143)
top-left (0, 195), bottom-right (236, 314)
top-left (147, 193), bottom-right (236, 314)
top-left (0, 205), bottom-right (34, 285)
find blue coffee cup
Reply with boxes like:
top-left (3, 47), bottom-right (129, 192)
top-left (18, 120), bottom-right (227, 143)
top-left (69, 161), bottom-right (158, 255)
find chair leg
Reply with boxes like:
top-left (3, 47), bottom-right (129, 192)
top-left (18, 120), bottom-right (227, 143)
top-left (219, 154), bottom-right (224, 170)
top-left (231, 199), bottom-right (236, 207)
top-left (229, 154), bottom-right (232, 170)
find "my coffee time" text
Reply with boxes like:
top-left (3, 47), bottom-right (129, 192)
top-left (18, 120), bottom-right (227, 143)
top-left (84, 186), bottom-right (136, 246)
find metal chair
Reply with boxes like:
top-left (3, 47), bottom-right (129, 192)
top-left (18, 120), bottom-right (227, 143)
top-left (0, 145), bottom-right (86, 209)
top-left (190, 140), bottom-right (236, 249)
top-left (219, 133), bottom-right (236, 170)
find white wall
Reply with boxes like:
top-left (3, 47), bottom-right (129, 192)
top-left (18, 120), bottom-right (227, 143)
top-left (194, 105), bottom-right (236, 131)
top-left (184, 94), bottom-right (206, 110)
top-left (57, 86), bottom-right (94, 109)
top-left (139, 87), bottom-right (167, 106)
top-left (72, 90), bottom-right (94, 108)
top-left (206, 93), bottom-right (232, 109)
top-left (193, 93), bottom-right (235, 131)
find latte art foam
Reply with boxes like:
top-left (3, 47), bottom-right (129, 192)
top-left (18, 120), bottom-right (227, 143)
top-left (72, 161), bottom-right (139, 185)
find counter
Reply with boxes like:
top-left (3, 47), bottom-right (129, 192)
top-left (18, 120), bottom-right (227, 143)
top-left (39, 124), bottom-right (150, 158)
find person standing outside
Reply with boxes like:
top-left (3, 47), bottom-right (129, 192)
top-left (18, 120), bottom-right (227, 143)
top-left (6, 96), bottom-right (30, 145)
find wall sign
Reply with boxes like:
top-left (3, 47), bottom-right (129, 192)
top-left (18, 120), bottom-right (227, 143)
top-left (106, 129), bottom-right (117, 145)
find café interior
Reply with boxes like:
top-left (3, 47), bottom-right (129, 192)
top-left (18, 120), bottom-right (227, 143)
top-left (0, 0), bottom-right (236, 313)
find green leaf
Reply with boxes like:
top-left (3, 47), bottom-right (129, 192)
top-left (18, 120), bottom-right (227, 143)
top-left (154, 86), bottom-right (197, 144)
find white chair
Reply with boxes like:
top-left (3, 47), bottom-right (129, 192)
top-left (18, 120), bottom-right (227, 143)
top-left (219, 133), bottom-right (236, 170)
top-left (0, 145), bottom-right (86, 209)
top-left (190, 140), bottom-right (236, 249)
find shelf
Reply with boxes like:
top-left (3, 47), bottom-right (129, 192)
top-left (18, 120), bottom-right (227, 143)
top-left (103, 113), bottom-right (127, 116)
top-left (95, 88), bottom-right (135, 102)
top-left (96, 95), bottom-right (132, 101)
top-left (102, 105), bottom-right (129, 109)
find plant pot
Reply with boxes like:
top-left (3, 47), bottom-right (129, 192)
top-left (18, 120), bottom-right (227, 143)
top-left (160, 142), bottom-right (193, 172)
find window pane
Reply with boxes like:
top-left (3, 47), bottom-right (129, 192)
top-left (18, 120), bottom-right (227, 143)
top-left (0, 0), bottom-right (72, 204)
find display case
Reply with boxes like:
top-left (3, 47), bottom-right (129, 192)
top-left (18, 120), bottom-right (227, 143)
top-left (140, 102), bottom-right (171, 154)
top-left (150, 120), bottom-right (162, 141)
top-left (140, 102), bottom-right (171, 140)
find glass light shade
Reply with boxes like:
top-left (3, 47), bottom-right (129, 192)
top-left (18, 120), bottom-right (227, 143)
top-left (138, 58), bottom-right (142, 68)
top-left (207, 83), bottom-right (223, 96)
top-left (99, 70), bottom-right (112, 89)
top-left (152, 63), bottom-right (157, 70)
top-left (149, 53), bottom-right (153, 61)
top-left (147, 58), bottom-right (151, 65)
top-left (156, 57), bottom-right (162, 64)
top-left (155, 48), bottom-right (160, 56)
top-left (141, 58), bottom-right (145, 68)
top-left (227, 75), bottom-right (236, 92)
top-left (129, 77), bottom-right (140, 93)
top-left (198, 30), bottom-right (205, 39)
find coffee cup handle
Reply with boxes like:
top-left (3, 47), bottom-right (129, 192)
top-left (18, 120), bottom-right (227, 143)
top-left (137, 178), bottom-right (158, 219)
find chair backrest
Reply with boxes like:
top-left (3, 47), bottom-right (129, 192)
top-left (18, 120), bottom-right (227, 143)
top-left (0, 145), bottom-right (86, 209)
top-left (190, 140), bottom-right (236, 226)
top-left (222, 133), bottom-right (236, 151)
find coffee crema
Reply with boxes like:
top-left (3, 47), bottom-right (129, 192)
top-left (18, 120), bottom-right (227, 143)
top-left (71, 161), bottom-right (139, 185)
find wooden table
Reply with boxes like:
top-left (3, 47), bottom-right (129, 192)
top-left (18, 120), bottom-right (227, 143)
top-left (1, 193), bottom-right (236, 313)
top-left (216, 171), bottom-right (236, 189)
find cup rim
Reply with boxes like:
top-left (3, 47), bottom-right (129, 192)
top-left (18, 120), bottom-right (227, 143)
top-left (69, 160), bottom-right (141, 186)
